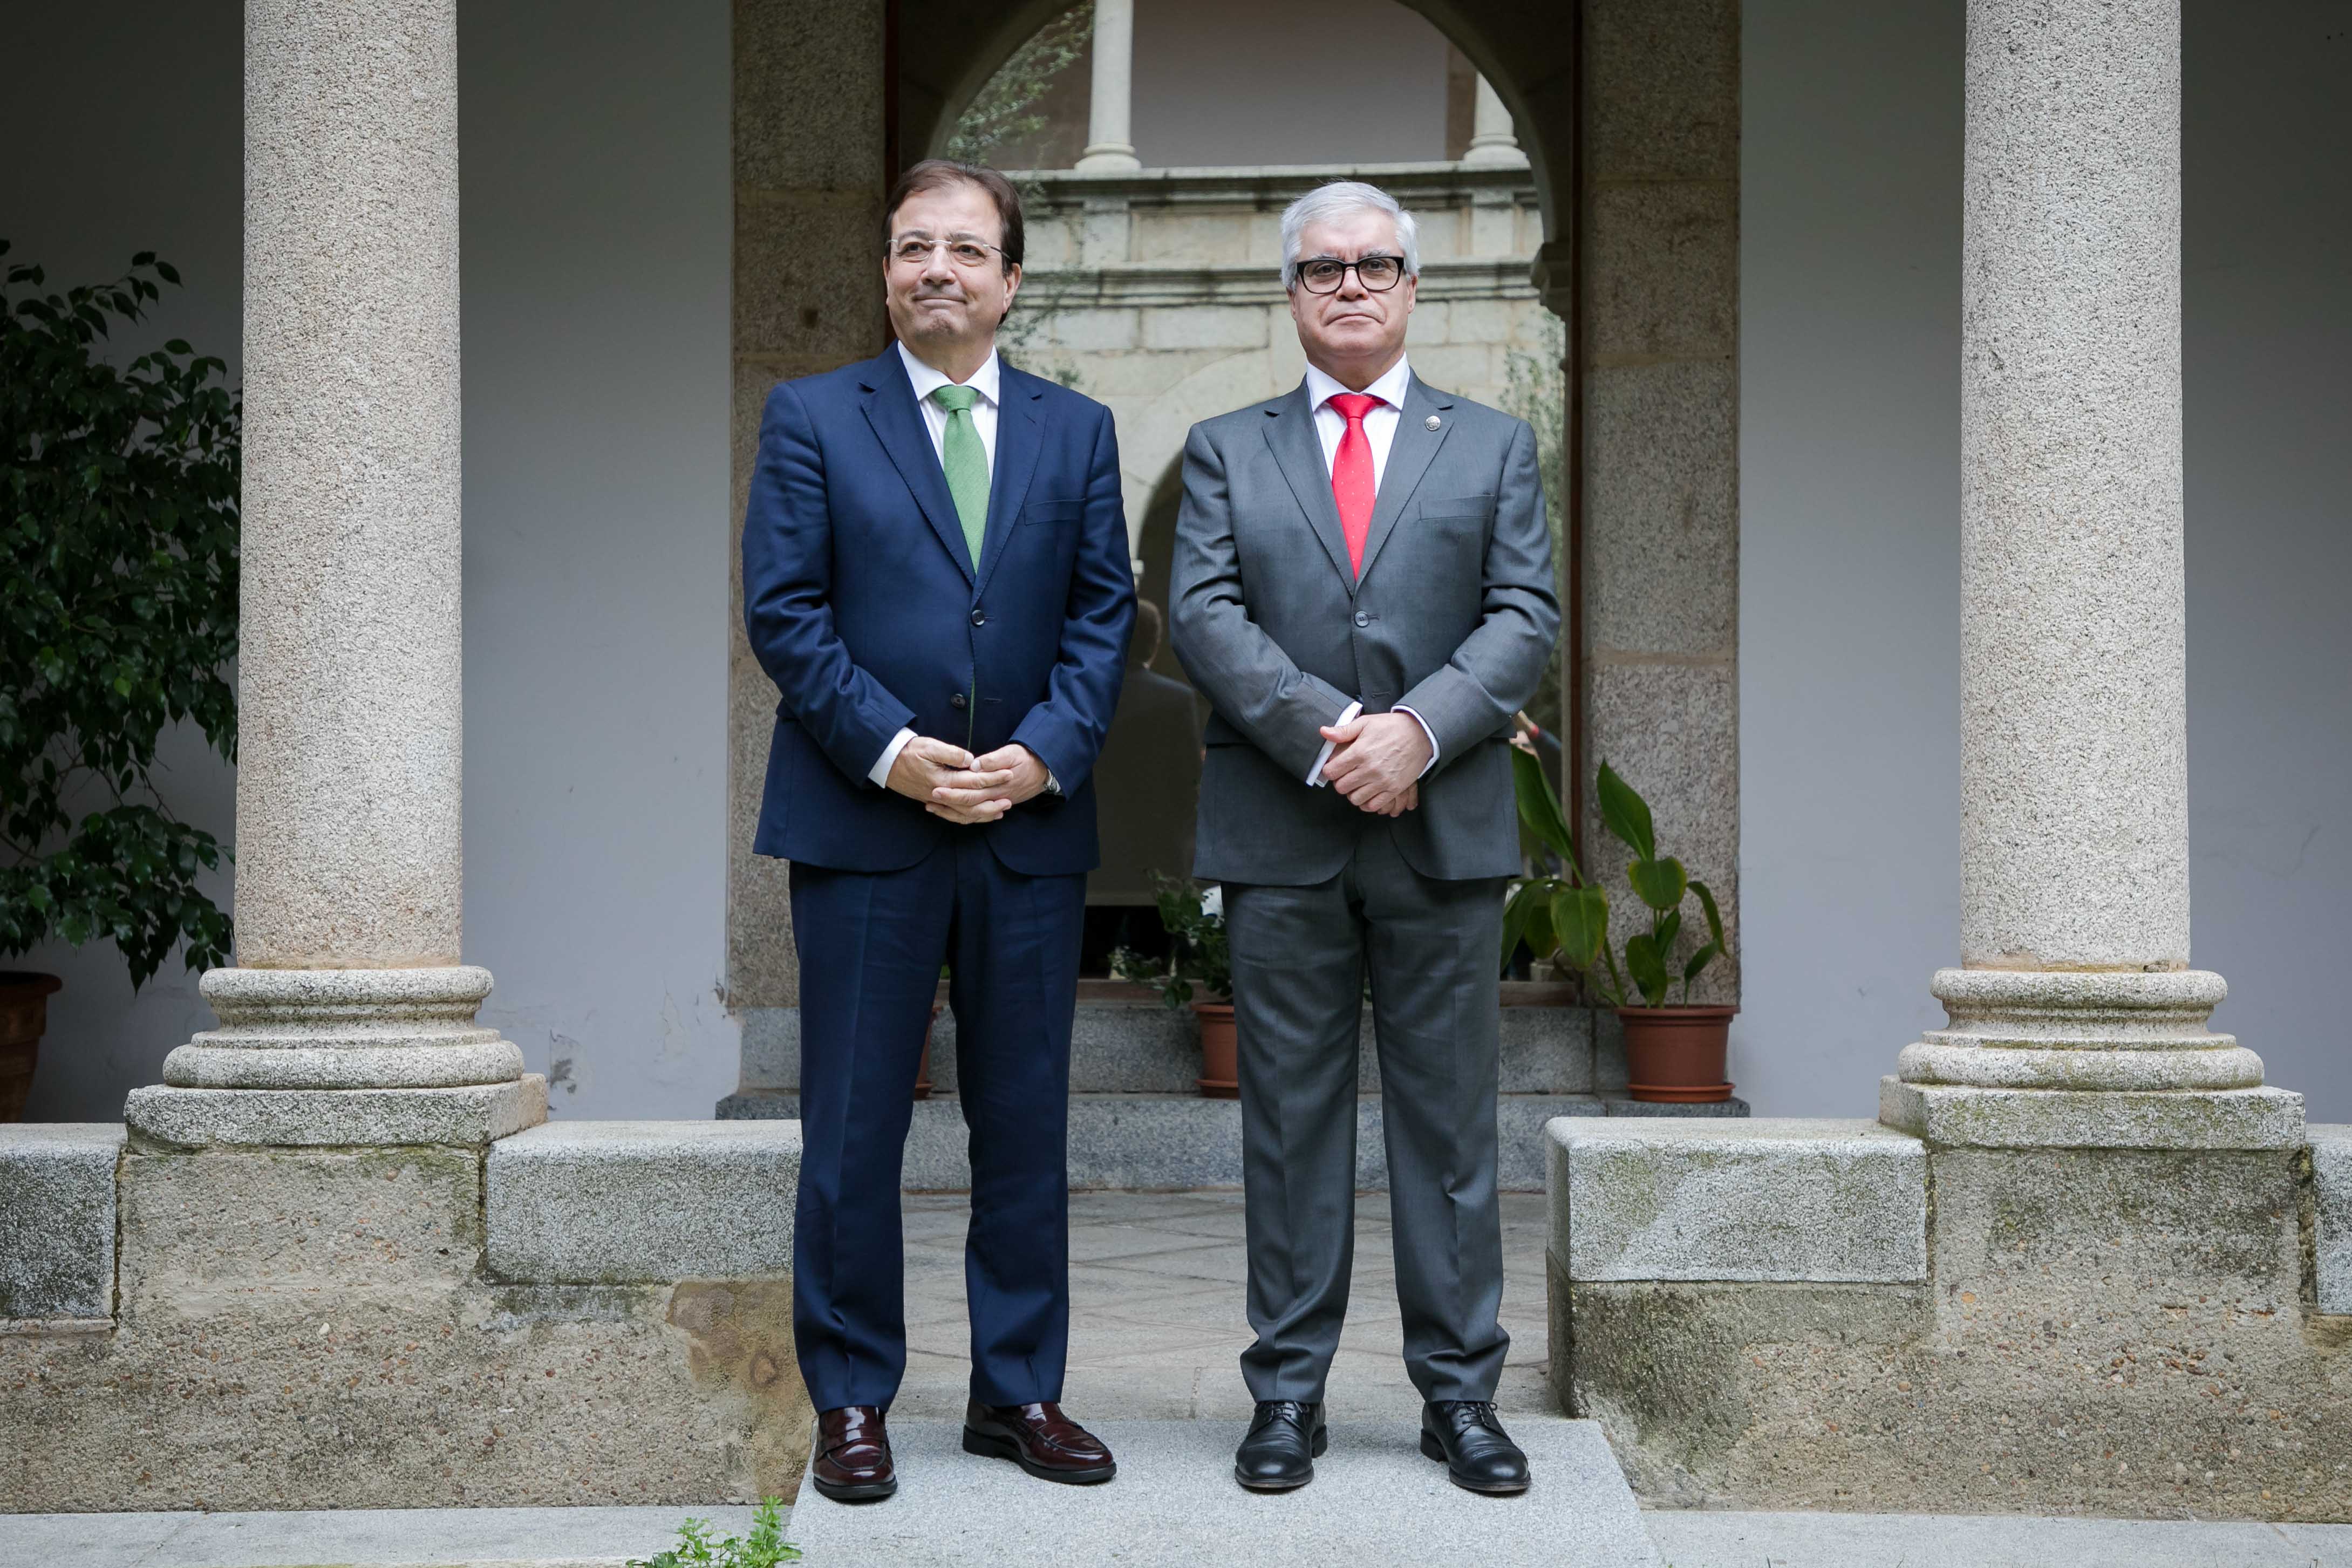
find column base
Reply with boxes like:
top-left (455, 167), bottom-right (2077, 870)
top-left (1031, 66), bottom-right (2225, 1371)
top-left (1073, 142), bottom-right (1140, 173)
top-left (160, 966), bottom-right (526, 1090)
top-left (126, 1075), bottom-right (547, 1148)
top-left (1878, 1077), bottom-right (2304, 1149)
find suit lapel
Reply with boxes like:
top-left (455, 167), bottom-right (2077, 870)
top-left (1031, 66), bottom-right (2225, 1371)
top-left (859, 347), bottom-right (976, 587)
top-left (1260, 385), bottom-right (1358, 594)
top-left (1356, 377), bottom-right (1456, 585)
top-left (975, 365), bottom-right (1045, 596)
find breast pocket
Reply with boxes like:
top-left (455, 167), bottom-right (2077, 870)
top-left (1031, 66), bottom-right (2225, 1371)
top-left (1022, 497), bottom-right (1084, 527)
top-left (1417, 493), bottom-right (1497, 526)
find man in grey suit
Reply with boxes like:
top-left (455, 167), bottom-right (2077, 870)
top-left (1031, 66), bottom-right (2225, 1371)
top-left (1169, 181), bottom-right (1560, 1496)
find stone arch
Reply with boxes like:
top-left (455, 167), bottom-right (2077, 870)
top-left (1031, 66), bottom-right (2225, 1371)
top-left (896, 0), bottom-right (1574, 250)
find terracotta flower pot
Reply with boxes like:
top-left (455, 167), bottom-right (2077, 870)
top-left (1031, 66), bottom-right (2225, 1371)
top-left (0, 973), bottom-right (63, 1123)
top-left (913, 1003), bottom-right (941, 1100)
top-left (1617, 1005), bottom-right (1736, 1103)
top-left (1193, 1000), bottom-right (1238, 1099)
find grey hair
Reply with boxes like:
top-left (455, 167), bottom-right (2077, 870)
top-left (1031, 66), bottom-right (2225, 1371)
top-left (1278, 181), bottom-right (1421, 290)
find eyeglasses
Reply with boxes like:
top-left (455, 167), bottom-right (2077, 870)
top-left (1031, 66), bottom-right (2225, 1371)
top-left (1293, 254), bottom-right (1407, 294)
top-left (889, 235), bottom-right (1009, 269)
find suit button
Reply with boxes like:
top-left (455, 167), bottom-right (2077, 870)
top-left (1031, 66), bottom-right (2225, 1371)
top-left (1354, 611), bottom-right (1370, 628)
top-left (971, 609), bottom-right (986, 627)
top-left (950, 692), bottom-right (967, 710)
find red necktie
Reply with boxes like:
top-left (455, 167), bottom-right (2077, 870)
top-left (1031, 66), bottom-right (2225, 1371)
top-left (1326, 392), bottom-right (1381, 578)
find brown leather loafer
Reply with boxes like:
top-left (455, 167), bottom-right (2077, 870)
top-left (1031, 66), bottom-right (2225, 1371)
top-left (810, 1405), bottom-right (897, 1502)
top-left (961, 1399), bottom-right (1117, 1484)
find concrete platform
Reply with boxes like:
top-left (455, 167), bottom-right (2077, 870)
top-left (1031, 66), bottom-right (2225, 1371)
top-left (0, 1504), bottom-right (761, 1567)
top-left (789, 1417), bottom-right (1662, 1566)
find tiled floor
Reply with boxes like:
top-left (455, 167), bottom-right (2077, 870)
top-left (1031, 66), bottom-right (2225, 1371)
top-left (890, 1190), bottom-right (1555, 1428)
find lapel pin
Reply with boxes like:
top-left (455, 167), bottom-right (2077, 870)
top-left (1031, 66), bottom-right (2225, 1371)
top-left (1425, 414), bottom-right (1443, 431)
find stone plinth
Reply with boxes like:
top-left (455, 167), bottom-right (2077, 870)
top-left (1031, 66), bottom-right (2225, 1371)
top-left (1550, 1119), bottom-right (2352, 1519)
top-left (0, 1124), bottom-right (122, 1320)
top-left (487, 1121), bottom-right (801, 1284)
top-left (1547, 1117), bottom-right (1925, 1284)
top-left (0, 1122), bottom-right (811, 1511)
top-left (125, 1076), bottom-right (547, 1149)
top-left (2316, 1126), bottom-right (2352, 1316)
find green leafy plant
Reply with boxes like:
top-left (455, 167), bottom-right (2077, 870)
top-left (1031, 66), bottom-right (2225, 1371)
top-left (1502, 748), bottom-right (1724, 1008)
top-left (1, 244), bottom-right (238, 985)
top-left (1108, 874), bottom-right (1231, 1008)
top-left (627, 1497), bottom-right (799, 1568)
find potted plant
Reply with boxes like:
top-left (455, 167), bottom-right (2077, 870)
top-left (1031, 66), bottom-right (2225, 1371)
top-left (1503, 747), bottom-right (1734, 1102)
top-left (1, 247), bottom-right (238, 1119)
top-left (1109, 876), bottom-right (1236, 1097)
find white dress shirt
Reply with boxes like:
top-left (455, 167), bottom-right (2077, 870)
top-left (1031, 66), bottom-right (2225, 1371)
top-left (870, 343), bottom-right (1057, 794)
top-left (1298, 353), bottom-right (1440, 787)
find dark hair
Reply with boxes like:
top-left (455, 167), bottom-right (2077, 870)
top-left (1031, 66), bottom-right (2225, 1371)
top-left (883, 159), bottom-right (1025, 271)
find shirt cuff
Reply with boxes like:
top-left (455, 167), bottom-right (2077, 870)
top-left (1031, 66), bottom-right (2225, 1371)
top-left (870, 727), bottom-right (917, 787)
top-left (1306, 701), bottom-right (1365, 787)
top-left (1393, 706), bottom-right (1441, 779)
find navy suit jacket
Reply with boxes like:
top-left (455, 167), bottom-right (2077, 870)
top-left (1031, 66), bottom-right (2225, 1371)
top-left (742, 347), bottom-right (1135, 876)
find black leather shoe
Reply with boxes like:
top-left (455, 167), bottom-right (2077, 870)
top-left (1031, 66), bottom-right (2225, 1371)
top-left (1234, 1400), bottom-right (1327, 1491)
top-left (1420, 1400), bottom-right (1530, 1494)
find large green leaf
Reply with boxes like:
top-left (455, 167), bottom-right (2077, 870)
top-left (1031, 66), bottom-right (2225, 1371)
top-left (1501, 878), bottom-right (1550, 971)
top-left (1682, 940), bottom-right (1722, 985)
top-left (1626, 855), bottom-right (1686, 912)
top-left (1654, 908), bottom-right (1681, 956)
top-left (1623, 932), bottom-right (1671, 1007)
top-left (1510, 745), bottom-right (1581, 877)
top-left (1551, 884), bottom-right (1609, 970)
top-left (1689, 878), bottom-right (1726, 951)
top-left (1595, 760), bottom-right (1655, 861)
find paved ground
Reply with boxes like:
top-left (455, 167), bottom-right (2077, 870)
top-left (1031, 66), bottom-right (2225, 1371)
top-left (891, 1188), bottom-right (1556, 1428)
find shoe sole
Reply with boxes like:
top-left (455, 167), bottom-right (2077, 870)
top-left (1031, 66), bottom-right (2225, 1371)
top-left (1233, 1423), bottom-right (1330, 1491)
top-left (962, 1426), bottom-right (1118, 1484)
top-left (1419, 1431), bottom-right (1531, 1495)
top-left (809, 1472), bottom-right (898, 1503)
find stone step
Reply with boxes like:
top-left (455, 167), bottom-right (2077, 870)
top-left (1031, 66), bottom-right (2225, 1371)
top-left (789, 1417), bottom-right (1662, 1567)
top-left (713, 1090), bottom-right (1743, 1190)
top-left (0, 1503), bottom-right (763, 1567)
top-left (734, 999), bottom-right (1600, 1096)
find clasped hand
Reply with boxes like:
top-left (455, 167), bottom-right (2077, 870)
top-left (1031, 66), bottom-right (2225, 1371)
top-left (1318, 711), bottom-right (1427, 817)
top-left (886, 736), bottom-right (1051, 823)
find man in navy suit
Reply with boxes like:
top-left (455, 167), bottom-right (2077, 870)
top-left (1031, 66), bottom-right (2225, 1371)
top-left (741, 160), bottom-right (1135, 1501)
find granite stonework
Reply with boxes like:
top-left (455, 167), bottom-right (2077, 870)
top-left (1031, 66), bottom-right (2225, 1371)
top-left (486, 1122), bottom-right (800, 1284)
top-left (717, 1090), bottom-right (1625, 1192)
top-left (235, 0), bottom-right (466, 972)
top-left (1547, 1118), bottom-right (1925, 1284)
top-left (1549, 1123), bottom-right (2352, 1519)
top-left (125, 1075), bottom-right (548, 1149)
top-left (730, 1000), bottom-right (1597, 1096)
top-left (0, 1124), bottom-right (122, 1321)
top-left (1881, 1079), bottom-right (2306, 1151)
top-left (2316, 1126), bottom-right (2352, 1316)
top-left (0, 1133), bottom-right (814, 1512)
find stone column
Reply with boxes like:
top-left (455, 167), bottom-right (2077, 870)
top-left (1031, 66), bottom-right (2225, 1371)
top-left (1880, 0), bottom-right (2299, 1149)
top-left (1461, 75), bottom-right (1528, 168)
top-left (1073, 0), bottom-right (1141, 173)
top-left (125, 0), bottom-right (542, 1148)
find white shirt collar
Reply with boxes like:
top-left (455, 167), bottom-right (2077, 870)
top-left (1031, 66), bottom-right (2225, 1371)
top-left (1304, 352), bottom-right (1412, 414)
top-left (898, 340), bottom-right (1001, 407)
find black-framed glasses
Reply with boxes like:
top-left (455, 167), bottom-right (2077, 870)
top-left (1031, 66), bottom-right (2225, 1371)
top-left (889, 235), bottom-right (1008, 269)
top-left (1293, 254), bottom-right (1407, 294)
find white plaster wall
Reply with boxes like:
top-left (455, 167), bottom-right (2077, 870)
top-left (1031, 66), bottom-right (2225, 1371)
top-left (456, 0), bottom-right (737, 1119)
top-left (1737, 0), bottom-right (2352, 1120)
top-left (6, 0), bottom-right (738, 1122)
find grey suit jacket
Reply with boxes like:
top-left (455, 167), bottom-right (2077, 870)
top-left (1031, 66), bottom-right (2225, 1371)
top-left (1168, 374), bottom-right (1560, 885)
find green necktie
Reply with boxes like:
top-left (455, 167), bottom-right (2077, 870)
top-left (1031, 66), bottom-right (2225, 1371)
top-left (930, 383), bottom-right (990, 570)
